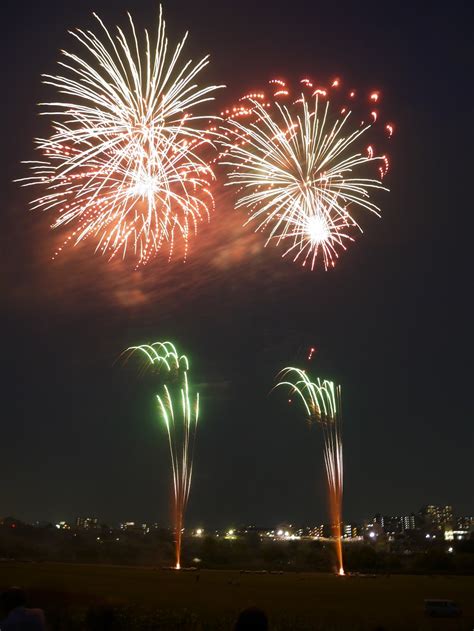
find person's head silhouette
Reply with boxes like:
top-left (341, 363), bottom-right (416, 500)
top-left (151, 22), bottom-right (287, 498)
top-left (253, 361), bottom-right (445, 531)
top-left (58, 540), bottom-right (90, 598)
top-left (1, 587), bottom-right (27, 615)
top-left (234, 606), bottom-right (269, 630)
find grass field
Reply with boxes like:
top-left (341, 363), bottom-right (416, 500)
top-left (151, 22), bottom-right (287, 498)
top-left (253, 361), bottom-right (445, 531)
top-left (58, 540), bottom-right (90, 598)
top-left (0, 562), bottom-right (473, 629)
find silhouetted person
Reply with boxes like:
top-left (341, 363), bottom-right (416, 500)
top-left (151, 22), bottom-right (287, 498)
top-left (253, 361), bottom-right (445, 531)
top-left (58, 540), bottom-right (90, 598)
top-left (0, 587), bottom-right (46, 630)
top-left (234, 606), bottom-right (269, 630)
top-left (85, 605), bottom-right (118, 630)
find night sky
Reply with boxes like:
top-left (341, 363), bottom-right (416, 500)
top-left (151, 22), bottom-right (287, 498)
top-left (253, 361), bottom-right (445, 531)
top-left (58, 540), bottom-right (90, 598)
top-left (1, 0), bottom-right (472, 529)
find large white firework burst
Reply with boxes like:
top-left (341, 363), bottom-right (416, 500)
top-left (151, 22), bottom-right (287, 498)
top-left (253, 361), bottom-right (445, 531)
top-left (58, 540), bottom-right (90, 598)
top-left (221, 95), bottom-right (388, 270)
top-left (20, 7), bottom-right (223, 264)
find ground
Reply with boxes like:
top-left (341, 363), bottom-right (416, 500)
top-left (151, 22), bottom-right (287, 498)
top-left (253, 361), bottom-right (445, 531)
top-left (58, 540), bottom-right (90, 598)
top-left (0, 562), bottom-right (472, 629)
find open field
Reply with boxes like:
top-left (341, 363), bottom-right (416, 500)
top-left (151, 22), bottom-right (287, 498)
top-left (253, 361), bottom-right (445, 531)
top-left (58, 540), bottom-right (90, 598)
top-left (0, 562), bottom-right (473, 629)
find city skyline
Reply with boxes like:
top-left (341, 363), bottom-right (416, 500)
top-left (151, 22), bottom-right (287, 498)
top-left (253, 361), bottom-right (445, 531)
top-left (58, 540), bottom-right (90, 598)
top-left (2, 504), bottom-right (473, 533)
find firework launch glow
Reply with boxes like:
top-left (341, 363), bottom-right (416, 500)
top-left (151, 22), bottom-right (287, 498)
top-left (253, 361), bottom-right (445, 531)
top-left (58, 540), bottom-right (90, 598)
top-left (220, 77), bottom-right (393, 270)
top-left (19, 8), bottom-right (223, 265)
top-left (124, 341), bottom-right (199, 569)
top-left (276, 367), bottom-right (344, 575)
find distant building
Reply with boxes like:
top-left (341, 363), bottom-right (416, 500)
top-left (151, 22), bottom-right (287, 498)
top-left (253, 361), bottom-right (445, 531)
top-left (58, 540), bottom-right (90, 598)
top-left (444, 528), bottom-right (471, 541)
top-left (457, 516), bottom-right (473, 531)
top-left (75, 517), bottom-right (98, 529)
top-left (309, 524), bottom-right (330, 539)
top-left (363, 518), bottom-right (384, 541)
top-left (343, 524), bottom-right (360, 539)
top-left (420, 505), bottom-right (453, 531)
top-left (382, 516), bottom-right (401, 536)
top-left (370, 514), bottom-right (417, 537)
top-left (401, 514), bottom-right (416, 532)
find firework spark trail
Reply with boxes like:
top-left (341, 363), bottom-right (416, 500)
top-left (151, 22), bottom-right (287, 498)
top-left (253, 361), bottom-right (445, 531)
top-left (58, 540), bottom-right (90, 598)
top-left (19, 8), bottom-right (223, 265)
top-left (220, 77), bottom-right (393, 270)
top-left (124, 341), bottom-right (199, 569)
top-left (275, 367), bottom-right (344, 575)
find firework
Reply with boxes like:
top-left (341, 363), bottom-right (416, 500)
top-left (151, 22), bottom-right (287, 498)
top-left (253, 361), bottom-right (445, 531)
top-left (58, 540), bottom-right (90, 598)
top-left (124, 341), bottom-right (199, 569)
top-left (20, 8), bottom-right (223, 265)
top-left (275, 367), bottom-right (344, 575)
top-left (220, 77), bottom-right (393, 270)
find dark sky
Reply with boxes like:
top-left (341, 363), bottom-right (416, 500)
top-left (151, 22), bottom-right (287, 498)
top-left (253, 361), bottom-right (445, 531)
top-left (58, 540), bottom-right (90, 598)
top-left (1, 0), bottom-right (473, 529)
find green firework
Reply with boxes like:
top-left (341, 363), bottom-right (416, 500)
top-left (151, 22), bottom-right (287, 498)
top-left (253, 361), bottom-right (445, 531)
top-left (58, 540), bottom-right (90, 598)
top-left (275, 367), bottom-right (344, 575)
top-left (125, 341), bottom-right (199, 569)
